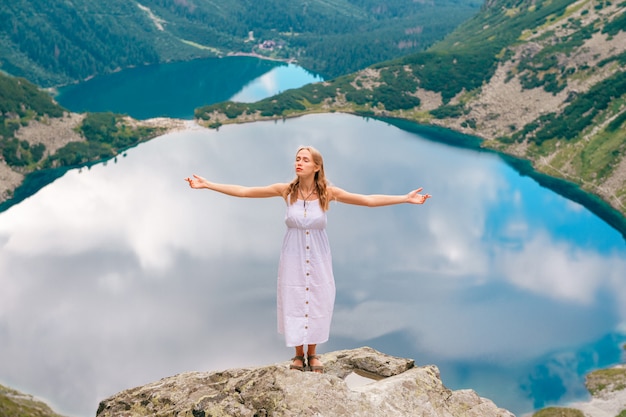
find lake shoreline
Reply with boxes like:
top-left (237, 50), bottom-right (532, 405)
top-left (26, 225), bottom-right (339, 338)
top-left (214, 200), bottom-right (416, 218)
top-left (0, 115), bottom-right (191, 213)
top-left (2, 112), bottom-right (626, 242)
top-left (200, 109), bottom-right (626, 240)
top-left (379, 116), bottom-right (626, 240)
top-left (2, 110), bottom-right (625, 417)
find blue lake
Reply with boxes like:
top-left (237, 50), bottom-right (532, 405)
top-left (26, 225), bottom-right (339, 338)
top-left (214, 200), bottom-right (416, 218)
top-left (1, 57), bottom-right (625, 417)
top-left (56, 56), bottom-right (322, 119)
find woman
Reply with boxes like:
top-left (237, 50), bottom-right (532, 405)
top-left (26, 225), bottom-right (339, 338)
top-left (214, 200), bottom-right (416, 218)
top-left (185, 146), bottom-right (431, 373)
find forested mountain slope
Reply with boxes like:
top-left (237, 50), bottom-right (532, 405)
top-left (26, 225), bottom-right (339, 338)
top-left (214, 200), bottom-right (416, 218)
top-left (197, 0), bottom-right (626, 232)
top-left (0, 73), bottom-right (178, 208)
top-left (0, 0), bottom-right (481, 87)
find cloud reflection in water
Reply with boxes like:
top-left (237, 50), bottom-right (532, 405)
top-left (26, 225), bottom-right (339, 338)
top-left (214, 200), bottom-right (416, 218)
top-left (230, 64), bottom-right (323, 103)
top-left (0, 113), bottom-right (624, 417)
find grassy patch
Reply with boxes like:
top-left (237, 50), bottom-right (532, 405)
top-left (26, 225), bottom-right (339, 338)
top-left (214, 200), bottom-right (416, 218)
top-left (576, 128), bottom-right (626, 182)
top-left (586, 367), bottom-right (626, 396)
top-left (0, 384), bottom-right (64, 417)
top-left (45, 112), bottom-right (163, 169)
top-left (547, 144), bottom-right (579, 170)
top-left (532, 407), bottom-right (585, 417)
top-left (535, 137), bottom-right (561, 156)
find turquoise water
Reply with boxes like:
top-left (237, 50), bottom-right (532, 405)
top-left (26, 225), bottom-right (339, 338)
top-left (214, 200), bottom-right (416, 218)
top-left (1, 57), bottom-right (625, 417)
top-left (56, 56), bottom-right (322, 119)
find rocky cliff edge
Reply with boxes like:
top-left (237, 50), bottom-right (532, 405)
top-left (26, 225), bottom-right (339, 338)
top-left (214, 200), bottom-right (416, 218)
top-left (96, 347), bottom-right (514, 417)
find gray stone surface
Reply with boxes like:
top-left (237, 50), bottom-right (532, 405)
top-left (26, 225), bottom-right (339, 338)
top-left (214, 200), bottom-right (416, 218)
top-left (96, 346), bottom-right (515, 417)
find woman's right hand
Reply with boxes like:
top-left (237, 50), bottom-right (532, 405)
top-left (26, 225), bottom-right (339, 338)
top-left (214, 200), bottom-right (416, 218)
top-left (185, 174), bottom-right (208, 189)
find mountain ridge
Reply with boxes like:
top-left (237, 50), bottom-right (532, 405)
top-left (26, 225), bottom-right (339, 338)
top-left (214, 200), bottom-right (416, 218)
top-left (0, 0), bottom-right (481, 86)
top-left (1, 0), bottom-right (625, 232)
top-left (195, 0), bottom-right (626, 233)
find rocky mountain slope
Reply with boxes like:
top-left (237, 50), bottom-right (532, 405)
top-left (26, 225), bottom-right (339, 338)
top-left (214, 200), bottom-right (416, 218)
top-left (197, 0), bottom-right (626, 234)
top-left (1, 348), bottom-right (624, 417)
top-left (0, 71), bottom-right (188, 211)
top-left (0, 383), bottom-right (66, 417)
top-left (96, 347), bottom-right (515, 417)
top-left (3, 0), bottom-right (624, 235)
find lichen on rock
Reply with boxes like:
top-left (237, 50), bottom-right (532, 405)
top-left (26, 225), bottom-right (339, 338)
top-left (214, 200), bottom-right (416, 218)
top-left (96, 347), bottom-right (514, 417)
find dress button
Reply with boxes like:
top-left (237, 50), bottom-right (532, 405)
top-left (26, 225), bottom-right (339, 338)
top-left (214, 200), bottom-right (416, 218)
top-left (306, 246), bottom-right (310, 250)
top-left (306, 287), bottom-right (309, 291)
top-left (306, 260), bottom-right (310, 263)
top-left (305, 326), bottom-right (308, 329)
top-left (305, 314), bottom-right (308, 318)
top-left (306, 272), bottom-right (310, 276)
top-left (306, 301), bottom-right (309, 304)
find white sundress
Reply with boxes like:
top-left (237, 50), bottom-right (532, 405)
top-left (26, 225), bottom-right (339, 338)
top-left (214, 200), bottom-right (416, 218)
top-left (277, 198), bottom-right (336, 347)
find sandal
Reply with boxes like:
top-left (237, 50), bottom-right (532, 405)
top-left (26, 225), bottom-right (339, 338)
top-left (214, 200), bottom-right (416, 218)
top-left (307, 355), bottom-right (324, 373)
top-left (289, 355), bottom-right (306, 372)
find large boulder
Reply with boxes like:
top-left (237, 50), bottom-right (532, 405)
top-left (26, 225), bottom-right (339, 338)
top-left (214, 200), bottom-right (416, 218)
top-left (96, 347), bottom-right (514, 417)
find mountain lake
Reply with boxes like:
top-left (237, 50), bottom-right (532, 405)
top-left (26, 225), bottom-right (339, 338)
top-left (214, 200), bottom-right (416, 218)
top-left (0, 56), bottom-right (624, 417)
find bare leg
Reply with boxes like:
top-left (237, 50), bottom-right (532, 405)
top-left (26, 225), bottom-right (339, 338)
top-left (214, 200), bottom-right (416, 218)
top-left (307, 344), bottom-right (324, 373)
top-left (306, 344), bottom-right (316, 357)
top-left (290, 345), bottom-right (305, 371)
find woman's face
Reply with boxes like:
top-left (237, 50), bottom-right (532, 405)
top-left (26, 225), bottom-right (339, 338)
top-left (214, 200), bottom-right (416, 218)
top-left (295, 149), bottom-right (319, 178)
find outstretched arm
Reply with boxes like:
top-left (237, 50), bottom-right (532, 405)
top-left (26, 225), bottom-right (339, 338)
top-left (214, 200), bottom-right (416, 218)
top-left (185, 174), bottom-right (287, 198)
top-left (330, 186), bottom-right (431, 207)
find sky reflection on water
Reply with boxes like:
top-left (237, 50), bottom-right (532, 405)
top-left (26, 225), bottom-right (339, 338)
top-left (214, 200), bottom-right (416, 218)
top-left (230, 63), bottom-right (323, 103)
top-left (0, 114), bottom-right (625, 417)
top-left (56, 59), bottom-right (321, 120)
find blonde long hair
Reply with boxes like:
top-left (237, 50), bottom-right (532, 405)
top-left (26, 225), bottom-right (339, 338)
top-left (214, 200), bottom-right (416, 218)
top-left (283, 146), bottom-right (330, 211)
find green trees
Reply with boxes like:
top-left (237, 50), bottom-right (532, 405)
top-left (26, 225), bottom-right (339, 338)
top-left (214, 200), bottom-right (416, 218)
top-left (0, 73), bottom-right (65, 167)
top-left (47, 112), bottom-right (163, 168)
top-left (0, 74), bottom-right (63, 120)
top-left (0, 0), bottom-right (161, 86)
top-left (0, 0), bottom-right (482, 86)
top-left (0, 72), bottom-right (164, 170)
top-left (517, 71), bottom-right (626, 144)
top-left (1, 139), bottom-right (46, 167)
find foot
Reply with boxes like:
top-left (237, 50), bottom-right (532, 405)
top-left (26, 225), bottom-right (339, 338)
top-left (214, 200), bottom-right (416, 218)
top-left (289, 355), bottom-right (305, 372)
top-left (307, 354), bottom-right (324, 373)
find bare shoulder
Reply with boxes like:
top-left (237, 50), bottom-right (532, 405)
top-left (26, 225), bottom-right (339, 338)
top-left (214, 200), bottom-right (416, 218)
top-left (327, 185), bottom-right (373, 206)
top-left (266, 182), bottom-right (290, 196)
top-left (270, 182), bottom-right (290, 191)
top-left (328, 185), bottom-right (353, 202)
top-left (328, 185), bottom-right (341, 199)
top-left (272, 182), bottom-right (293, 199)
top-left (243, 182), bottom-right (290, 198)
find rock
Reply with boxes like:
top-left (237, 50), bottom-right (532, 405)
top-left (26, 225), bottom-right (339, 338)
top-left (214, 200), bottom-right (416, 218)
top-left (567, 364), bottom-right (626, 417)
top-left (0, 383), bottom-right (66, 417)
top-left (96, 347), bottom-right (514, 417)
